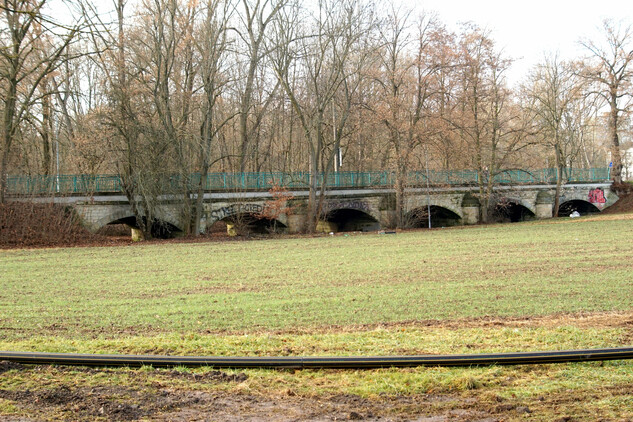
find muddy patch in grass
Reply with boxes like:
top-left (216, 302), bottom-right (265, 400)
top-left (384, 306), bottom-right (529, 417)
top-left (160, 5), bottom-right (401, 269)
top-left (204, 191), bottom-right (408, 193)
top-left (0, 384), bottom-right (246, 421)
top-left (0, 361), bottom-right (24, 374)
top-left (1, 365), bottom-right (631, 421)
top-left (0, 383), bottom-right (499, 421)
top-left (149, 391), bottom-right (496, 422)
top-left (0, 365), bottom-right (501, 422)
top-left (51, 365), bottom-right (249, 384)
top-left (163, 369), bottom-right (248, 383)
top-left (0, 385), bottom-right (148, 421)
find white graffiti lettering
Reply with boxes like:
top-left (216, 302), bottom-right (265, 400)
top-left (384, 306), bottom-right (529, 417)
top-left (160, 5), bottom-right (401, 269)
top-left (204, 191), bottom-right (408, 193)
top-left (209, 203), bottom-right (264, 221)
top-left (321, 200), bottom-right (370, 214)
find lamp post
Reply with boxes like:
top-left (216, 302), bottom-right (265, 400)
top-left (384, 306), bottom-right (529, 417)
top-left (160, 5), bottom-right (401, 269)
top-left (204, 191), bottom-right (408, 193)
top-left (424, 145), bottom-right (431, 229)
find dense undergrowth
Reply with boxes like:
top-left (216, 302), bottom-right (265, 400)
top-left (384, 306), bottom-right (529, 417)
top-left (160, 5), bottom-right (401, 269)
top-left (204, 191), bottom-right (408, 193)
top-left (0, 202), bottom-right (99, 248)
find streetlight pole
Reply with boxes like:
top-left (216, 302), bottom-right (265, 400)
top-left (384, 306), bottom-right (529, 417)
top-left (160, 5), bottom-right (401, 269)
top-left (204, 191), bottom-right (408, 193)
top-left (424, 145), bottom-right (431, 229)
top-left (55, 139), bottom-right (60, 193)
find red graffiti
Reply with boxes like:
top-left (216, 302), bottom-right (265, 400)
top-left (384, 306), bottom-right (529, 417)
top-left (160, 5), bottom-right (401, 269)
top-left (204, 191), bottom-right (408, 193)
top-left (588, 188), bottom-right (606, 204)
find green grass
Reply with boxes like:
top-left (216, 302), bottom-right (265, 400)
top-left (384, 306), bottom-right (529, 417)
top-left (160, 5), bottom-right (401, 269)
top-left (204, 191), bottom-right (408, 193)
top-left (1, 215), bottom-right (632, 340)
top-left (1, 214), bottom-right (633, 420)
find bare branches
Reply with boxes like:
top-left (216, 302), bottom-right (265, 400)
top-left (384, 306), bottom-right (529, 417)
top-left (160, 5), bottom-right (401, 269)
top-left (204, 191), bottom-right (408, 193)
top-left (0, 0), bottom-right (86, 202)
top-left (580, 19), bottom-right (633, 183)
top-left (2, 0), bottom-right (630, 231)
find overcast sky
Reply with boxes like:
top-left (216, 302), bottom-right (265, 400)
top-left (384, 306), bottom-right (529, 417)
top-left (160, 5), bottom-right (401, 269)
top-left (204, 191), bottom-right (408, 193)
top-left (79, 0), bottom-right (633, 86)
top-left (415, 0), bottom-right (633, 85)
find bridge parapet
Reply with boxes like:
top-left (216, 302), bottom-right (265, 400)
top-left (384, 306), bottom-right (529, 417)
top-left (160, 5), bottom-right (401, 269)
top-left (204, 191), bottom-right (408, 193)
top-left (6, 168), bottom-right (611, 196)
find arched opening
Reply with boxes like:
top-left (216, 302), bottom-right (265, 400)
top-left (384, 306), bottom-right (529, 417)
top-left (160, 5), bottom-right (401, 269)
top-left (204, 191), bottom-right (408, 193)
top-left (405, 206), bottom-right (462, 228)
top-left (206, 220), bottom-right (229, 237)
top-left (491, 200), bottom-right (535, 223)
top-left (558, 200), bottom-right (601, 217)
top-left (96, 216), bottom-right (137, 240)
top-left (219, 213), bottom-right (287, 235)
top-left (322, 209), bottom-right (381, 232)
top-left (150, 220), bottom-right (182, 239)
top-left (95, 223), bottom-right (130, 238)
top-left (101, 216), bottom-right (183, 239)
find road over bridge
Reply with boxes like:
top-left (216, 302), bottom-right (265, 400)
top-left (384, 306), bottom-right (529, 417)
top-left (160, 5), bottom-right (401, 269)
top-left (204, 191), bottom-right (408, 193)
top-left (8, 168), bottom-right (616, 236)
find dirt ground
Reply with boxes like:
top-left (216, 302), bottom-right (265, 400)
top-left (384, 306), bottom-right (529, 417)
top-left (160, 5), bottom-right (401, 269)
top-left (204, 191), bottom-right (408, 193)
top-left (0, 383), bottom-right (499, 422)
top-left (0, 359), bottom-right (539, 422)
top-left (602, 184), bottom-right (633, 215)
top-left (2, 358), bottom-right (629, 422)
top-left (2, 311), bottom-right (633, 421)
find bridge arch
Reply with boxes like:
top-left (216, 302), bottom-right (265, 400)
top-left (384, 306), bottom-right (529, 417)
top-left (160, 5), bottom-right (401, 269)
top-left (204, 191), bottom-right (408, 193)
top-left (405, 205), bottom-right (462, 228)
top-left (559, 186), bottom-right (611, 212)
top-left (558, 200), bottom-right (601, 216)
top-left (206, 203), bottom-right (287, 234)
top-left (318, 199), bottom-right (382, 232)
top-left (492, 198), bottom-right (536, 223)
top-left (212, 212), bottom-right (288, 234)
top-left (321, 208), bottom-right (381, 232)
top-left (94, 210), bottom-right (183, 238)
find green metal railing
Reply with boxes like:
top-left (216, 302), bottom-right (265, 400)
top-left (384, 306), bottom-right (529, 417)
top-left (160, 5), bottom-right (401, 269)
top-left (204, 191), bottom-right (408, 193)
top-left (5, 168), bottom-right (611, 196)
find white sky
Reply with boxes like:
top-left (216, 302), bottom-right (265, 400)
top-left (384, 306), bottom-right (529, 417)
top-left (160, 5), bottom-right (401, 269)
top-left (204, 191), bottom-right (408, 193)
top-left (77, 0), bottom-right (633, 86)
top-left (415, 0), bottom-right (633, 85)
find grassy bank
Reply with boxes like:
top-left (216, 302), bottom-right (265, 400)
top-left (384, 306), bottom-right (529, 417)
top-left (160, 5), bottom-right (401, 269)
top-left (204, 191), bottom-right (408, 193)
top-left (2, 215), bottom-right (633, 340)
top-left (1, 214), bottom-right (633, 420)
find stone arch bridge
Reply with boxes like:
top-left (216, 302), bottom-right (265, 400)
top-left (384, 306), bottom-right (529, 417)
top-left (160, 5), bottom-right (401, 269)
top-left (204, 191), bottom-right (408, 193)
top-left (53, 182), bottom-right (617, 236)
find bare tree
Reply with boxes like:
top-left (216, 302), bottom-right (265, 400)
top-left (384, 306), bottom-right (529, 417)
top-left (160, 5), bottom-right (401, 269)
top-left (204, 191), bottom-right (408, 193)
top-left (134, 0), bottom-right (201, 235)
top-left (428, 26), bottom-right (460, 171)
top-left (236, 0), bottom-right (285, 172)
top-left (270, 0), bottom-right (374, 231)
top-left (452, 24), bottom-right (521, 223)
top-left (0, 0), bottom-right (83, 202)
top-left (581, 19), bottom-right (633, 184)
top-left (374, 7), bottom-right (441, 228)
top-left (525, 55), bottom-right (588, 216)
top-left (192, 0), bottom-right (234, 235)
top-left (85, 0), bottom-right (166, 238)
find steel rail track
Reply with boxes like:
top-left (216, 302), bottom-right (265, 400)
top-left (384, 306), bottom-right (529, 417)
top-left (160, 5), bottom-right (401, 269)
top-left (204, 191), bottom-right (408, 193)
top-left (2, 347), bottom-right (633, 369)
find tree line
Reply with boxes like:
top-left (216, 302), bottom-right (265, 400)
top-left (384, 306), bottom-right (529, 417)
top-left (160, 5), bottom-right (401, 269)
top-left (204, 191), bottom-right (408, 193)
top-left (1, 0), bottom-right (632, 235)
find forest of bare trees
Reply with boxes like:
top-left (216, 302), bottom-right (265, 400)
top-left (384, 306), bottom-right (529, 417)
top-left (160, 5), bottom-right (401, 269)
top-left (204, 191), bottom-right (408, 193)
top-left (1, 0), bottom-right (632, 232)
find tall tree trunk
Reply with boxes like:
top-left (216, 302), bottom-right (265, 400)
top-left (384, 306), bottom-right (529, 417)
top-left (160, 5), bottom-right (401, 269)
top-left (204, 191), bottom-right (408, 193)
top-left (1, 80), bottom-right (17, 203)
top-left (306, 140), bottom-right (319, 232)
top-left (553, 141), bottom-right (563, 218)
top-left (395, 158), bottom-right (406, 229)
top-left (238, 53), bottom-right (258, 172)
top-left (194, 104), bottom-right (214, 236)
top-left (609, 95), bottom-right (623, 184)
top-left (41, 80), bottom-right (52, 175)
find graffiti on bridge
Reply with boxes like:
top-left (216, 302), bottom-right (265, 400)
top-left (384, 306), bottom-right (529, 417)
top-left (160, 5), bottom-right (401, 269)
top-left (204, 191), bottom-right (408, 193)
top-left (588, 188), bottom-right (606, 205)
top-left (321, 200), bottom-right (371, 215)
top-left (209, 203), bottom-right (264, 221)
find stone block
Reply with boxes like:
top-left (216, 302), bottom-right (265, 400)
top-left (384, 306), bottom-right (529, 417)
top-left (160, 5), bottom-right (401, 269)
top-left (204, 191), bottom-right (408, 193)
top-left (535, 203), bottom-right (553, 219)
top-left (287, 214), bottom-right (306, 234)
top-left (316, 220), bottom-right (338, 233)
top-left (131, 228), bottom-right (144, 241)
top-left (462, 206), bottom-right (480, 225)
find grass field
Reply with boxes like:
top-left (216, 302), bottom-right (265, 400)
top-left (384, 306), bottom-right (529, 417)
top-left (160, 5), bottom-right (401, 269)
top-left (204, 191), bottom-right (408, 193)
top-left (1, 214), bottom-right (633, 420)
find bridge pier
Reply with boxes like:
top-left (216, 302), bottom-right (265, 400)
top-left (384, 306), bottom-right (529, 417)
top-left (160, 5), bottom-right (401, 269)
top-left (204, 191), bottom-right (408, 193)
top-left (535, 191), bottom-right (554, 219)
top-left (287, 213), bottom-right (307, 233)
top-left (461, 193), bottom-right (480, 225)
